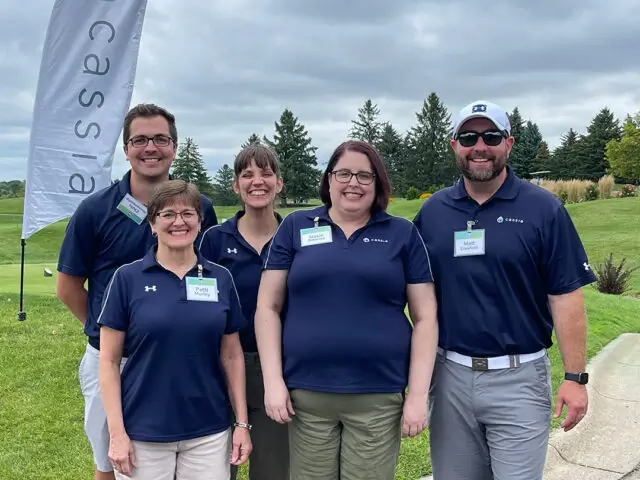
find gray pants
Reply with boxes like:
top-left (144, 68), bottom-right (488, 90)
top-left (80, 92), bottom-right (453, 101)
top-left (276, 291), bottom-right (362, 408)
top-left (230, 353), bottom-right (289, 480)
top-left (428, 350), bottom-right (552, 480)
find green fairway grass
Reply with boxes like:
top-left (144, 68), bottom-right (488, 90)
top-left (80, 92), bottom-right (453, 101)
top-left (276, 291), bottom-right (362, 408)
top-left (0, 195), bottom-right (639, 479)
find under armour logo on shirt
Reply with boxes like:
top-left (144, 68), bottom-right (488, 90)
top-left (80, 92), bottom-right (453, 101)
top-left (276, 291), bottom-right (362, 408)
top-left (583, 262), bottom-right (591, 271)
top-left (144, 285), bottom-right (157, 292)
top-left (227, 248), bottom-right (238, 254)
top-left (472, 104), bottom-right (487, 112)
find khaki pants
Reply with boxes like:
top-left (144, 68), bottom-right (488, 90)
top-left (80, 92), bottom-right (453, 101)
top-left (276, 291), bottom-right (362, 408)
top-left (114, 429), bottom-right (231, 480)
top-left (289, 389), bottom-right (404, 480)
top-left (230, 353), bottom-right (290, 480)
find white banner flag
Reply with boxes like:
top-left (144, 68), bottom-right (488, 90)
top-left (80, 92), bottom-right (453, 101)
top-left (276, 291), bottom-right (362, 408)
top-left (21, 0), bottom-right (148, 239)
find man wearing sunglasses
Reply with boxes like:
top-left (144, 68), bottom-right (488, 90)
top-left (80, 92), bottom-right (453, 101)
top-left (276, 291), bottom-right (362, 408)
top-left (413, 100), bottom-right (596, 479)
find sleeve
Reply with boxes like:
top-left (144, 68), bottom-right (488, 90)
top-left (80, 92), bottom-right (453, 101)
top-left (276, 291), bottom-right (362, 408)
top-left (197, 227), bottom-right (219, 263)
top-left (403, 222), bottom-right (434, 284)
top-left (263, 213), bottom-right (295, 270)
top-left (96, 267), bottom-right (130, 331)
top-left (56, 200), bottom-right (97, 277)
top-left (541, 204), bottom-right (597, 295)
top-left (224, 272), bottom-right (247, 334)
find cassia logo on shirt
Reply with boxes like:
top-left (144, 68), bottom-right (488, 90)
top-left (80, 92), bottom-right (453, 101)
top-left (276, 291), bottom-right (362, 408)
top-left (362, 237), bottom-right (388, 243)
top-left (497, 216), bottom-right (524, 224)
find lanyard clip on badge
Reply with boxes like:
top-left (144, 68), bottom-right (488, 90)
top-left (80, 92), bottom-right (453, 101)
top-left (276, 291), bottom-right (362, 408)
top-left (313, 216), bottom-right (319, 229)
top-left (467, 220), bottom-right (474, 232)
top-left (197, 264), bottom-right (203, 281)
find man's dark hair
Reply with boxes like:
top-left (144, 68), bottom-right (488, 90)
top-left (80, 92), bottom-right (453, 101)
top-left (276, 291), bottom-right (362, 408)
top-left (122, 103), bottom-right (178, 145)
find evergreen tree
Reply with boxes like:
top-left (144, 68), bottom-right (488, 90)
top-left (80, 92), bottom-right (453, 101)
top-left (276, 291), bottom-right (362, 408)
top-left (265, 109), bottom-right (320, 206)
top-left (377, 123), bottom-right (406, 195)
top-left (575, 107), bottom-right (621, 180)
top-left (605, 113), bottom-right (640, 182)
top-left (405, 92), bottom-right (456, 191)
top-left (521, 121), bottom-right (543, 174)
top-left (171, 137), bottom-right (214, 197)
top-left (507, 107), bottom-right (535, 178)
top-left (241, 133), bottom-right (261, 148)
top-left (550, 128), bottom-right (581, 179)
top-left (211, 164), bottom-right (238, 206)
top-left (532, 141), bottom-right (551, 174)
top-left (349, 99), bottom-right (382, 145)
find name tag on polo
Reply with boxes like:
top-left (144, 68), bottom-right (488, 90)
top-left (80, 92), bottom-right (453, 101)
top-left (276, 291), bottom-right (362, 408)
top-left (300, 226), bottom-right (332, 247)
top-left (454, 230), bottom-right (485, 257)
top-left (116, 193), bottom-right (147, 225)
top-left (185, 277), bottom-right (218, 302)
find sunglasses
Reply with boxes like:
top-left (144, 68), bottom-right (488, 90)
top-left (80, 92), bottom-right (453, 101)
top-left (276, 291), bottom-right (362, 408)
top-left (456, 130), bottom-right (506, 147)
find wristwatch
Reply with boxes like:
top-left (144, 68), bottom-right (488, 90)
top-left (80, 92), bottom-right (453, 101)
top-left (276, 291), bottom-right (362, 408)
top-left (564, 372), bottom-right (589, 385)
top-left (234, 421), bottom-right (252, 431)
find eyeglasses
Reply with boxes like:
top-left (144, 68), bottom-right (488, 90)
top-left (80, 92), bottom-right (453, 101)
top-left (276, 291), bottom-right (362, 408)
top-left (455, 130), bottom-right (506, 147)
top-left (331, 169), bottom-right (376, 185)
top-left (156, 210), bottom-right (198, 222)
top-left (128, 134), bottom-right (173, 148)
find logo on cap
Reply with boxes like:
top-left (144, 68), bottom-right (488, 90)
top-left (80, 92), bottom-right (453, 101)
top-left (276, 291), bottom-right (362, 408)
top-left (472, 104), bottom-right (487, 113)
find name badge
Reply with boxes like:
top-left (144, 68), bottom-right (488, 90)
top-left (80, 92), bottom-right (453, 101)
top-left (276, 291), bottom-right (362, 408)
top-left (300, 226), bottom-right (332, 247)
top-left (117, 193), bottom-right (147, 225)
top-left (454, 229), bottom-right (485, 257)
top-left (186, 277), bottom-right (218, 302)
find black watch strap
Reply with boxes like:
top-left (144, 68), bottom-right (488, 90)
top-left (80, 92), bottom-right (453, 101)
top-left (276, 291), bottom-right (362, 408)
top-left (564, 372), bottom-right (589, 384)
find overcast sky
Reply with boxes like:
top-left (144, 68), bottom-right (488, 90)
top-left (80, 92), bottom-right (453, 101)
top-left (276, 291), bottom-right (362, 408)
top-left (1, 0), bottom-right (639, 182)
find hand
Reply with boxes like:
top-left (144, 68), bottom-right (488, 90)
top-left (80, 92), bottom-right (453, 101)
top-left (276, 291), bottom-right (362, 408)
top-left (401, 393), bottom-right (428, 438)
top-left (108, 432), bottom-right (136, 476)
top-left (264, 378), bottom-right (295, 424)
top-left (554, 380), bottom-right (588, 431)
top-left (230, 426), bottom-right (252, 465)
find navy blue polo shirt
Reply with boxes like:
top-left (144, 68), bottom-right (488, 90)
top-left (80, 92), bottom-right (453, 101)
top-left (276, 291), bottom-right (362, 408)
top-left (264, 205), bottom-right (433, 394)
top-left (57, 170), bottom-right (218, 351)
top-left (96, 247), bottom-right (246, 442)
top-left (413, 167), bottom-right (597, 357)
top-left (198, 210), bottom-right (282, 353)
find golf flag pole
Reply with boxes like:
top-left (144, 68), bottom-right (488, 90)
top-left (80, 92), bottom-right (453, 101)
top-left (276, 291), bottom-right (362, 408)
top-left (18, 0), bottom-right (148, 321)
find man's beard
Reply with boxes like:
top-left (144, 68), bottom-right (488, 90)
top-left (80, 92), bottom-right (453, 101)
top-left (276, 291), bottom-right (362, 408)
top-left (456, 154), bottom-right (507, 182)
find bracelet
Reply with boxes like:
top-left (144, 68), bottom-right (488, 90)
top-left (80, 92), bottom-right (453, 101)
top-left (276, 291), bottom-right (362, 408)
top-left (234, 421), bottom-right (252, 431)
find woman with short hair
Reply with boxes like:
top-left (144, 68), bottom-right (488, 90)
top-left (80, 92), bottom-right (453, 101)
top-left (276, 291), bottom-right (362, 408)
top-left (98, 179), bottom-right (251, 479)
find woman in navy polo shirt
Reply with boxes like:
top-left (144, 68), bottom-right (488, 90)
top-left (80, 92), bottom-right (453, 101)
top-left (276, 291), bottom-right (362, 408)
top-left (198, 143), bottom-right (290, 480)
top-left (255, 140), bottom-right (439, 479)
top-left (97, 180), bottom-right (252, 479)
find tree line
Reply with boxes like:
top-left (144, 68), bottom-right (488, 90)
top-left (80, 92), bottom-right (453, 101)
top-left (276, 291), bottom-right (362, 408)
top-left (177, 93), bottom-right (640, 206)
top-left (3, 93), bottom-right (639, 204)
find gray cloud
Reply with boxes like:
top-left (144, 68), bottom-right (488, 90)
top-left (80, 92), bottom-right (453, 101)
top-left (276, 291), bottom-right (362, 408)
top-left (1, 0), bottom-right (639, 181)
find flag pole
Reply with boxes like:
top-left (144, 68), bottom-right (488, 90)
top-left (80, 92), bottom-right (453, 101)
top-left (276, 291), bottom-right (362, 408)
top-left (17, 239), bottom-right (26, 321)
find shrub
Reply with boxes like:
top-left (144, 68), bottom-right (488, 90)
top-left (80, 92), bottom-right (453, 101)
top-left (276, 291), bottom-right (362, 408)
top-left (597, 174), bottom-right (615, 199)
top-left (425, 184), bottom-right (446, 194)
top-left (584, 183), bottom-right (599, 201)
top-left (557, 189), bottom-right (568, 205)
top-left (620, 184), bottom-right (637, 198)
top-left (405, 186), bottom-right (419, 200)
top-left (593, 253), bottom-right (639, 295)
top-left (419, 192), bottom-right (432, 200)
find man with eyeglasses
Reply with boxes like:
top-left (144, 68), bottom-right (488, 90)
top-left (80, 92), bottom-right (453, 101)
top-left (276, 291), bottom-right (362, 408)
top-left (56, 103), bottom-right (218, 480)
top-left (413, 100), bottom-right (595, 479)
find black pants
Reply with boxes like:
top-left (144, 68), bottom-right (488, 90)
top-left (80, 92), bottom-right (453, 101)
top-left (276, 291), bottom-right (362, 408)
top-left (230, 352), bottom-right (290, 480)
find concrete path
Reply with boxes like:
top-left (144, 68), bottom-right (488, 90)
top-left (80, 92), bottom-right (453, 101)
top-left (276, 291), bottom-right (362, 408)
top-left (419, 333), bottom-right (640, 480)
top-left (544, 333), bottom-right (640, 479)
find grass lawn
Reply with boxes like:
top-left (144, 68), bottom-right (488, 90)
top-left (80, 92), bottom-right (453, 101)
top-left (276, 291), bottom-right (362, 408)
top-left (0, 195), bottom-right (639, 479)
